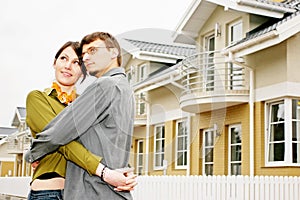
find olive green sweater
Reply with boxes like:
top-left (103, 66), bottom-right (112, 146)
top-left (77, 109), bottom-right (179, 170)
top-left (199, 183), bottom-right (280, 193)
top-left (26, 88), bottom-right (102, 181)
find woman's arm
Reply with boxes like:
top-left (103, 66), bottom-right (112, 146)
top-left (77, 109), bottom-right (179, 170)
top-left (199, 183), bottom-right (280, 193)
top-left (26, 90), bottom-right (101, 175)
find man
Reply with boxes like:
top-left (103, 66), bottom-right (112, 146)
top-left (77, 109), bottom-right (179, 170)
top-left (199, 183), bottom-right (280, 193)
top-left (26, 32), bottom-right (135, 199)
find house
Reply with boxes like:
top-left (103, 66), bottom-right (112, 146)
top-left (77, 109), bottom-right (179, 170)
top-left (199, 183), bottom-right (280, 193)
top-left (0, 127), bottom-right (17, 176)
top-left (125, 0), bottom-right (300, 177)
top-left (0, 107), bottom-right (31, 177)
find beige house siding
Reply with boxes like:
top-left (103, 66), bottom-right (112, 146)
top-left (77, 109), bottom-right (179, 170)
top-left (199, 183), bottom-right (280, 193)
top-left (0, 161), bottom-right (14, 177)
top-left (287, 33), bottom-right (300, 82)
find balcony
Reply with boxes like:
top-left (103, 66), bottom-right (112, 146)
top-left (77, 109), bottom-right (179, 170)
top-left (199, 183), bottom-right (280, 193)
top-left (180, 51), bottom-right (250, 113)
top-left (7, 131), bottom-right (31, 154)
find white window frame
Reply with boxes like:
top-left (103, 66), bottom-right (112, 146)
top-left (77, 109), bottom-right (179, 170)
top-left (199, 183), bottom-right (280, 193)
top-left (228, 124), bottom-right (242, 175)
top-left (228, 20), bottom-right (244, 90)
top-left (202, 128), bottom-right (215, 175)
top-left (175, 119), bottom-right (188, 169)
top-left (154, 124), bottom-right (165, 170)
top-left (127, 71), bottom-right (133, 85)
top-left (228, 20), bottom-right (243, 45)
top-left (265, 98), bottom-right (300, 166)
top-left (136, 139), bottom-right (144, 175)
top-left (204, 34), bottom-right (215, 92)
top-left (139, 63), bottom-right (147, 82)
top-left (136, 92), bottom-right (146, 116)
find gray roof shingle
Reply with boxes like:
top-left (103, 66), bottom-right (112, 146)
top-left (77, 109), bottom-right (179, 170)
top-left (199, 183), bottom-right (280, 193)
top-left (231, 10), bottom-right (300, 47)
top-left (124, 39), bottom-right (196, 57)
top-left (0, 127), bottom-right (17, 136)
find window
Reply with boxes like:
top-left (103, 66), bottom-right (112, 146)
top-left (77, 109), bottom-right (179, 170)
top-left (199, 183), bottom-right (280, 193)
top-left (228, 20), bottom-right (244, 90)
top-left (136, 140), bottom-right (144, 175)
top-left (127, 71), bottom-right (132, 84)
top-left (229, 21), bottom-right (243, 45)
top-left (204, 34), bottom-right (215, 91)
top-left (228, 124), bottom-right (242, 175)
top-left (154, 124), bottom-right (165, 169)
top-left (137, 92), bottom-right (146, 115)
top-left (203, 128), bottom-right (214, 175)
top-left (139, 64), bottom-right (147, 81)
top-left (266, 99), bottom-right (300, 166)
top-left (176, 119), bottom-right (188, 169)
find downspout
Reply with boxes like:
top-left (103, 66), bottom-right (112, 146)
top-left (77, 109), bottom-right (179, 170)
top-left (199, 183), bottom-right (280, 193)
top-left (186, 113), bottom-right (191, 176)
top-left (249, 69), bottom-right (254, 177)
top-left (229, 51), bottom-right (254, 177)
top-left (145, 100), bottom-right (150, 175)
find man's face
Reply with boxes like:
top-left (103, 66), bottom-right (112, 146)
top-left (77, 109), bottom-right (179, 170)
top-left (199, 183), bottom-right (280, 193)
top-left (82, 39), bottom-right (113, 77)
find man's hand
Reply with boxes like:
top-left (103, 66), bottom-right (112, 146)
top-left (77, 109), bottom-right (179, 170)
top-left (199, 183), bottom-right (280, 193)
top-left (96, 164), bottom-right (137, 191)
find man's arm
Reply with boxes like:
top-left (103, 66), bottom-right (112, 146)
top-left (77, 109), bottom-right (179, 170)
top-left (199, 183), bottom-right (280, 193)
top-left (26, 81), bottom-right (112, 162)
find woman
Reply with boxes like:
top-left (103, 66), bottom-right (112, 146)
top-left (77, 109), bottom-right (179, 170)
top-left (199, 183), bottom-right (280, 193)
top-left (26, 41), bottom-right (135, 200)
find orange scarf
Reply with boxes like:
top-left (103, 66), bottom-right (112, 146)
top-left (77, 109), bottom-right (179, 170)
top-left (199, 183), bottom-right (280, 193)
top-left (51, 82), bottom-right (76, 105)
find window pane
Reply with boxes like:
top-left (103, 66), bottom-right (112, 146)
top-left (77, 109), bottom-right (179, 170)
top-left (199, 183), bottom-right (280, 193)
top-left (183, 152), bottom-right (187, 165)
top-left (178, 137), bottom-right (184, 151)
top-left (205, 148), bottom-right (214, 162)
top-left (231, 163), bottom-right (241, 175)
top-left (138, 155), bottom-right (143, 165)
top-left (231, 145), bottom-right (242, 162)
top-left (292, 99), bottom-right (300, 119)
top-left (155, 154), bottom-right (162, 167)
top-left (269, 143), bottom-right (285, 161)
top-left (271, 103), bottom-right (284, 122)
top-left (231, 127), bottom-right (241, 144)
top-left (177, 152), bottom-right (183, 165)
top-left (205, 164), bottom-right (213, 175)
top-left (292, 121), bottom-right (300, 141)
top-left (293, 143), bottom-right (300, 163)
top-left (138, 141), bottom-right (143, 153)
top-left (178, 122), bottom-right (184, 136)
top-left (270, 123), bottom-right (285, 141)
top-left (205, 131), bottom-right (214, 146)
top-left (156, 140), bottom-right (161, 152)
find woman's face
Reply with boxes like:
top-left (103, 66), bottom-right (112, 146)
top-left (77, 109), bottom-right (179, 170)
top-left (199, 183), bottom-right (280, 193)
top-left (53, 46), bottom-right (82, 87)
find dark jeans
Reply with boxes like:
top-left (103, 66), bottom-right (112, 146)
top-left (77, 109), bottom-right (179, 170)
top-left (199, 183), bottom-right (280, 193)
top-left (28, 189), bottom-right (64, 200)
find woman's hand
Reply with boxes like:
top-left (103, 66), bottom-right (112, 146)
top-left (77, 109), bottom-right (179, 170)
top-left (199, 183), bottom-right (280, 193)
top-left (31, 161), bottom-right (40, 171)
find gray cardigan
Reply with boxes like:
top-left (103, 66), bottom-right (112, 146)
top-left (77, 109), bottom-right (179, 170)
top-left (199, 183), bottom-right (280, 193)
top-left (26, 67), bottom-right (135, 200)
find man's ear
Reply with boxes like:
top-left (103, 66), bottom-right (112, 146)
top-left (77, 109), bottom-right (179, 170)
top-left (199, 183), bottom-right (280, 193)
top-left (110, 48), bottom-right (119, 59)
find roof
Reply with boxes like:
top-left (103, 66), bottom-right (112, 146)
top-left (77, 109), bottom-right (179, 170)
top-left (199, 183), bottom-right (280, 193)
top-left (11, 106), bottom-right (26, 127)
top-left (173, 0), bottom-right (298, 44)
top-left (124, 39), bottom-right (196, 58)
top-left (233, 10), bottom-right (300, 47)
top-left (0, 127), bottom-right (17, 136)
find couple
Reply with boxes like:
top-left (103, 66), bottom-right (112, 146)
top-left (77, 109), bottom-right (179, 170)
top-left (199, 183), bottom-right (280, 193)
top-left (25, 32), bottom-right (137, 200)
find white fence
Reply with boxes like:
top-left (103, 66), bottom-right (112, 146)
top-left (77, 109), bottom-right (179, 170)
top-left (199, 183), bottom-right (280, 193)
top-left (132, 175), bottom-right (300, 200)
top-left (0, 175), bottom-right (299, 200)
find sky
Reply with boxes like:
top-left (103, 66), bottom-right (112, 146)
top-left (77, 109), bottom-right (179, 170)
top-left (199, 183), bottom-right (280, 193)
top-left (0, 0), bottom-right (194, 127)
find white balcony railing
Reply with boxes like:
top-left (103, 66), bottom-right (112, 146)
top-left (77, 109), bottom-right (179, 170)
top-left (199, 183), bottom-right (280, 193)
top-left (7, 135), bottom-right (31, 154)
top-left (180, 51), bottom-right (250, 113)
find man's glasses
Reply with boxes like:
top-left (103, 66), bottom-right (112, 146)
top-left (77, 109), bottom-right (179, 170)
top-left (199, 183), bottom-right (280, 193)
top-left (82, 46), bottom-right (113, 57)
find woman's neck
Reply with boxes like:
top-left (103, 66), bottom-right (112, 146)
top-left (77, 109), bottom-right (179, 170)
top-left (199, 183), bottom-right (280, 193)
top-left (55, 82), bottom-right (75, 95)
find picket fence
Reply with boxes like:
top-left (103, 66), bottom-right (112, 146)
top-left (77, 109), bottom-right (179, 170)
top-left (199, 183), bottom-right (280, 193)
top-left (0, 175), bottom-right (299, 200)
top-left (131, 175), bottom-right (300, 200)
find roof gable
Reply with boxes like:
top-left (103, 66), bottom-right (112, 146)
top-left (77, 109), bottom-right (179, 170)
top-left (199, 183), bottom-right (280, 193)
top-left (11, 106), bottom-right (26, 127)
